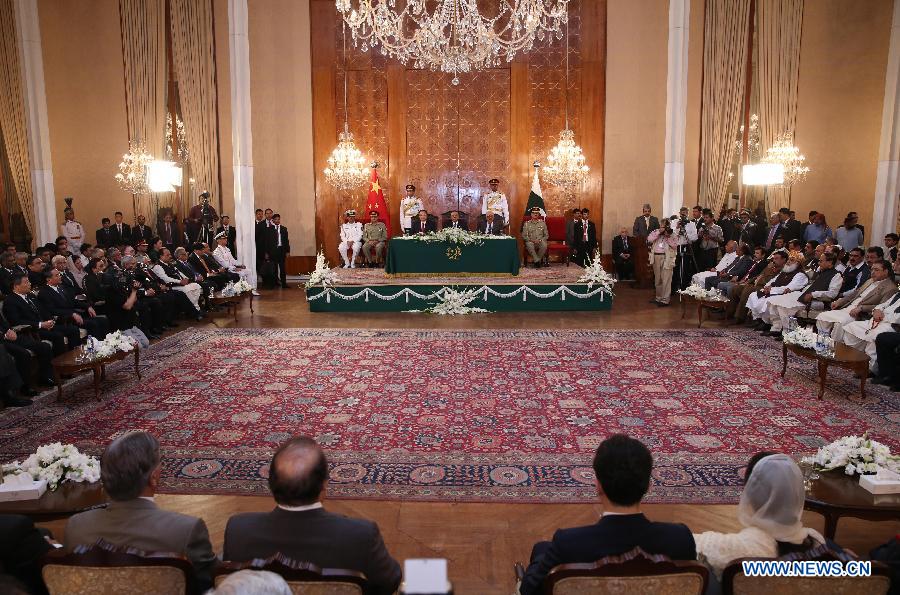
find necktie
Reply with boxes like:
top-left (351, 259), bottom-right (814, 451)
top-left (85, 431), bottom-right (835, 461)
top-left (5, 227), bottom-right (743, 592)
top-left (197, 254), bottom-right (211, 273)
top-left (583, 223), bottom-right (588, 241)
top-left (276, 226), bottom-right (282, 247)
top-left (23, 295), bottom-right (38, 315)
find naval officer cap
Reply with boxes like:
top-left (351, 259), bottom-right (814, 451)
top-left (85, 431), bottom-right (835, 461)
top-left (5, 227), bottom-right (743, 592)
top-left (405, 184), bottom-right (415, 191)
top-left (345, 209), bottom-right (357, 217)
top-left (214, 231), bottom-right (227, 240)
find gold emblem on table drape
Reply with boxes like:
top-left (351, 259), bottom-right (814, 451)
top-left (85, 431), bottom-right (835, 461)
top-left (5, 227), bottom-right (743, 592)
top-left (446, 246), bottom-right (462, 260)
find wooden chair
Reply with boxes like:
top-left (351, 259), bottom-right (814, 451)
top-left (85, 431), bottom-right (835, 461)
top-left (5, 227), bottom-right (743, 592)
top-left (721, 544), bottom-right (892, 595)
top-left (514, 547), bottom-right (708, 595)
top-left (215, 553), bottom-right (368, 595)
top-left (39, 539), bottom-right (197, 595)
top-left (545, 216), bottom-right (570, 266)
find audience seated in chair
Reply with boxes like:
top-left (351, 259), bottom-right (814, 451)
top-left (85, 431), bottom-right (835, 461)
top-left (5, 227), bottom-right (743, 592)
top-left (63, 431), bottom-right (217, 591)
top-left (694, 452), bottom-right (840, 580)
top-left (212, 569), bottom-right (291, 595)
top-left (518, 434), bottom-right (696, 595)
top-left (223, 436), bottom-right (402, 595)
top-left (0, 514), bottom-right (52, 593)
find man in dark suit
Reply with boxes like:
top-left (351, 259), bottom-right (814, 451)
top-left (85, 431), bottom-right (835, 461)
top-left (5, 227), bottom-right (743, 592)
top-left (188, 244), bottom-right (228, 291)
top-left (216, 214), bottom-right (237, 257)
top-left (873, 332), bottom-right (900, 391)
top-left (520, 434), bottom-right (696, 595)
top-left (254, 208), bottom-right (269, 270)
top-left (477, 212), bottom-right (504, 235)
top-left (64, 432), bottom-right (217, 591)
top-left (410, 209), bottom-right (436, 235)
top-left (1, 306), bottom-right (54, 391)
top-left (443, 210), bottom-right (466, 230)
top-left (565, 208), bottom-right (582, 260)
top-left (224, 437), bottom-right (401, 595)
top-left (3, 274), bottom-right (80, 355)
top-left (26, 255), bottom-right (46, 288)
top-left (573, 208), bottom-right (598, 267)
top-left (38, 269), bottom-right (108, 339)
top-left (0, 514), bottom-right (52, 591)
top-left (159, 212), bottom-right (180, 252)
top-left (632, 204), bottom-right (660, 239)
top-left (95, 217), bottom-right (115, 249)
top-left (110, 211), bottom-right (132, 246)
top-left (265, 214), bottom-right (291, 287)
top-left (132, 215), bottom-right (153, 244)
top-left (611, 227), bottom-right (633, 280)
top-left (776, 208), bottom-right (803, 243)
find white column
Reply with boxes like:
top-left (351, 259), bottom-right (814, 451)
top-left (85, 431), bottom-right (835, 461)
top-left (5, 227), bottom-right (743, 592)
top-left (228, 0), bottom-right (256, 287)
top-left (662, 0), bottom-right (690, 218)
top-left (14, 0), bottom-right (57, 246)
top-left (872, 0), bottom-right (900, 243)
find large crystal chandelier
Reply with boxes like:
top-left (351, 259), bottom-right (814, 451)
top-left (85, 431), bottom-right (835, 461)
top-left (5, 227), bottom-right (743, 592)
top-left (762, 131), bottom-right (810, 187)
top-left (114, 140), bottom-right (154, 195)
top-left (324, 24), bottom-right (370, 191)
top-left (733, 113), bottom-right (760, 160)
top-left (542, 18), bottom-right (588, 194)
top-left (336, 0), bottom-right (571, 85)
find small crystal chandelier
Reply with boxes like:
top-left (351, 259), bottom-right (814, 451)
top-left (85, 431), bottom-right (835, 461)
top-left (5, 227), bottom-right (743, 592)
top-left (324, 24), bottom-right (369, 191)
top-left (165, 113), bottom-right (189, 163)
top-left (336, 0), bottom-right (571, 85)
top-left (542, 16), bottom-right (588, 194)
top-left (114, 140), bottom-right (154, 195)
top-left (762, 131), bottom-right (810, 187)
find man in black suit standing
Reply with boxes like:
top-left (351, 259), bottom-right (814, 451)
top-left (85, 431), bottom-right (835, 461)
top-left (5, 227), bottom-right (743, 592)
top-left (632, 204), bottom-right (660, 239)
top-left (520, 434), bottom-right (696, 595)
top-left (573, 208), bottom-right (598, 267)
top-left (160, 212), bottom-right (180, 252)
top-left (477, 211), bottom-right (504, 235)
top-left (611, 227), bottom-right (633, 280)
top-left (410, 210), bottom-right (436, 234)
top-left (3, 274), bottom-right (80, 355)
top-left (254, 208), bottom-right (268, 267)
top-left (223, 437), bottom-right (402, 595)
top-left (132, 215), bottom-right (153, 244)
top-left (111, 212), bottom-right (132, 246)
top-left (216, 215), bottom-right (237, 257)
top-left (96, 218), bottom-right (115, 249)
top-left (265, 213), bottom-right (290, 288)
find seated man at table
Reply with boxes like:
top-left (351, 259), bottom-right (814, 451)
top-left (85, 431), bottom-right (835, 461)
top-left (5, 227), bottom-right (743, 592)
top-left (478, 211), bottom-right (504, 235)
top-left (444, 210), bottom-right (466, 230)
top-left (410, 210), bottom-right (436, 235)
top-left (362, 210), bottom-right (388, 268)
top-left (339, 210), bottom-right (363, 269)
top-left (522, 207), bottom-right (549, 268)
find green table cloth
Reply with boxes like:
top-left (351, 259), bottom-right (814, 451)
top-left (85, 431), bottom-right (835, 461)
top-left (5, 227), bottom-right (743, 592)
top-left (385, 237), bottom-right (520, 276)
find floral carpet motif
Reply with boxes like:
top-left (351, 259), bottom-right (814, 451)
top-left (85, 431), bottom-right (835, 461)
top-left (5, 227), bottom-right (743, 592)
top-left (2, 328), bottom-right (898, 503)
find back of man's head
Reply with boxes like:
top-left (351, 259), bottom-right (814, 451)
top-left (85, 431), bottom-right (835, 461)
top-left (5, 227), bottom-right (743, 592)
top-left (268, 437), bottom-right (328, 506)
top-left (592, 434), bottom-right (652, 507)
top-left (101, 431), bottom-right (160, 501)
top-left (212, 570), bottom-right (291, 595)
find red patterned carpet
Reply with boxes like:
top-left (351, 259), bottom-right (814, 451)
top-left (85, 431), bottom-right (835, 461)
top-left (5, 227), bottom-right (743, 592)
top-left (2, 328), bottom-right (898, 503)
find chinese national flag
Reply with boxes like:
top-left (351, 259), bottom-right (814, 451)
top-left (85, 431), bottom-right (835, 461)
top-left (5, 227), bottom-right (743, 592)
top-left (363, 167), bottom-right (392, 237)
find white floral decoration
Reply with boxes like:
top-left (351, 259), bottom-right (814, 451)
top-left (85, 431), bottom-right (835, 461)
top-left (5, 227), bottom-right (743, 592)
top-left (305, 251), bottom-right (340, 289)
top-left (88, 331), bottom-right (137, 359)
top-left (782, 326), bottom-right (817, 349)
top-left (393, 228), bottom-right (509, 246)
top-left (2, 443), bottom-right (101, 491)
top-left (407, 287), bottom-right (490, 315)
top-left (677, 283), bottom-right (729, 301)
top-left (802, 433), bottom-right (900, 476)
top-left (233, 279), bottom-right (253, 294)
top-left (578, 249), bottom-right (617, 294)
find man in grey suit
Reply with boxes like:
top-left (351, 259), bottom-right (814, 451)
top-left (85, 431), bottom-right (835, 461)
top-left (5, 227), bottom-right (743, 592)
top-left (632, 204), bottom-right (660, 238)
top-left (63, 432), bottom-right (217, 590)
top-left (224, 437), bottom-right (401, 595)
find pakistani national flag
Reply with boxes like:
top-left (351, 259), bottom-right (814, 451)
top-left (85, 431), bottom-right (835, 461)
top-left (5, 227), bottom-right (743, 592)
top-left (525, 168), bottom-right (547, 218)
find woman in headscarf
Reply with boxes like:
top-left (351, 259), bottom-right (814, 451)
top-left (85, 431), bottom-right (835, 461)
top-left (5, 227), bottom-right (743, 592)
top-left (694, 453), bottom-right (834, 578)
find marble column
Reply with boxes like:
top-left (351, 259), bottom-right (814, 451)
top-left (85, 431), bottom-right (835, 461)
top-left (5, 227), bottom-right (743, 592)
top-left (14, 0), bottom-right (58, 246)
top-left (663, 0), bottom-right (690, 218)
top-left (228, 0), bottom-right (256, 286)
top-left (871, 0), bottom-right (900, 243)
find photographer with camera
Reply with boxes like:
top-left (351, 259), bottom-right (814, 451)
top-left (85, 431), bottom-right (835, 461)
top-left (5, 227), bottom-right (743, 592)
top-left (187, 192), bottom-right (219, 246)
top-left (696, 208), bottom-right (724, 270)
top-left (646, 219), bottom-right (680, 306)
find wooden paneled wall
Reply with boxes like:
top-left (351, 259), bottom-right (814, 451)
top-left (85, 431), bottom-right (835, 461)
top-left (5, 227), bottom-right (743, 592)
top-left (311, 0), bottom-right (606, 264)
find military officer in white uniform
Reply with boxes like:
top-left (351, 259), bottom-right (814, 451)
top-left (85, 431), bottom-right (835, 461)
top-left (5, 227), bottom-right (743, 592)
top-left (339, 209), bottom-right (364, 268)
top-left (212, 231), bottom-right (259, 294)
top-left (400, 184), bottom-right (423, 235)
top-left (61, 207), bottom-right (85, 255)
top-left (482, 178), bottom-right (509, 225)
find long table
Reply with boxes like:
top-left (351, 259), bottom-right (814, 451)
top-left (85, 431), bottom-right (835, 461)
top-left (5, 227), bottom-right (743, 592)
top-left (385, 237), bottom-right (520, 276)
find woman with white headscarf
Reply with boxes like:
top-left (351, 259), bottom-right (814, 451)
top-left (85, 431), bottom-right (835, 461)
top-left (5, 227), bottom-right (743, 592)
top-left (693, 453), bottom-right (830, 578)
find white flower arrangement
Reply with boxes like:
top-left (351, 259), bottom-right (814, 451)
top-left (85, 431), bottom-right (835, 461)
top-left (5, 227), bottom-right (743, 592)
top-left (782, 326), bottom-right (817, 349)
top-left (305, 251), bottom-right (340, 289)
top-left (233, 279), bottom-right (253, 294)
top-left (394, 228), bottom-right (507, 245)
top-left (578, 249), bottom-right (617, 294)
top-left (802, 433), bottom-right (900, 476)
top-left (407, 287), bottom-right (490, 315)
top-left (2, 443), bottom-right (101, 491)
top-left (677, 283), bottom-right (729, 301)
top-left (88, 331), bottom-right (137, 359)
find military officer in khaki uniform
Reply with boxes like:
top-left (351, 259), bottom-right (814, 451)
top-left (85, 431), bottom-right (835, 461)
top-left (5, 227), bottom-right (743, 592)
top-left (522, 207), bottom-right (549, 268)
top-left (362, 210), bottom-right (388, 267)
